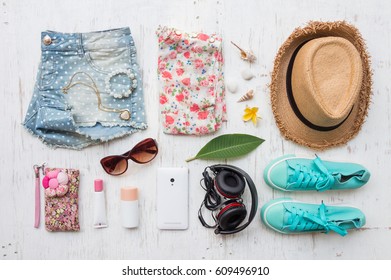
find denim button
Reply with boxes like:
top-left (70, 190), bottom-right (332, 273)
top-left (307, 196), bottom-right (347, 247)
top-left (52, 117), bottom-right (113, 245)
top-left (43, 35), bottom-right (52, 45)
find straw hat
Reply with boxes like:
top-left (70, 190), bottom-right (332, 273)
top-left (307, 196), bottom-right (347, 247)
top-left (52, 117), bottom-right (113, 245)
top-left (270, 21), bottom-right (372, 150)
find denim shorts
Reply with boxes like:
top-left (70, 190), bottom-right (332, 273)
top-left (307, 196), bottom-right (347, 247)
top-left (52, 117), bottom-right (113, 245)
top-left (23, 27), bottom-right (147, 149)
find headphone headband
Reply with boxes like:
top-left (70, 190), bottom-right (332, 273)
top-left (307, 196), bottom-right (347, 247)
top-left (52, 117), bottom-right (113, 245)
top-left (202, 164), bottom-right (258, 235)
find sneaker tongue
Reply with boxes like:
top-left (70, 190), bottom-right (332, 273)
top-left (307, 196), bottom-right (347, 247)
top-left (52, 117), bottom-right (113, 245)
top-left (286, 158), bottom-right (301, 171)
top-left (286, 160), bottom-right (299, 180)
top-left (332, 172), bottom-right (342, 183)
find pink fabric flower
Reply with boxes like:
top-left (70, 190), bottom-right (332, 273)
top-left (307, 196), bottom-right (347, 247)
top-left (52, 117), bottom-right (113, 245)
top-left (194, 59), bottom-right (204, 69)
top-left (198, 111), bottom-right (209, 120)
top-left (191, 46), bottom-right (203, 53)
top-left (160, 95), bottom-right (168, 104)
top-left (166, 115), bottom-right (175, 125)
top-left (182, 78), bottom-right (191, 86)
top-left (158, 61), bottom-right (166, 72)
top-left (190, 104), bottom-right (200, 112)
top-left (184, 51), bottom-right (191, 59)
top-left (176, 68), bottom-right (184, 76)
top-left (199, 126), bottom-right (210, 134)
top-left (214, 50), bottom-right (224, 62)
top-left (164, 85), bottom-right (173, 95)
top-left (162, 71), bottom-right (172, 79)
top-left (165, 38), bottom-right (175, 45)
top-left (197, 33), bottom-right (210, 41)
top-left (176, 93), bottom-right (184, 102)
top-left (169, 51), bottom-right (177, 59)
top-left (200, 79), bottom-right (209, 87)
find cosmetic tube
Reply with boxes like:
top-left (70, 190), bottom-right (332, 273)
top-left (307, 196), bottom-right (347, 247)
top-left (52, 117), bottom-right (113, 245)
top-left (120, 187), bottom-right (139, 228)
top-left (93, 179), bottom-right (108, 228)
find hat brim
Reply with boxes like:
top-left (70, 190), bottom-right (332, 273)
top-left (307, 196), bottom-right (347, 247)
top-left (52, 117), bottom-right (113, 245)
top-left (270, 21), bottom-right (372, 150)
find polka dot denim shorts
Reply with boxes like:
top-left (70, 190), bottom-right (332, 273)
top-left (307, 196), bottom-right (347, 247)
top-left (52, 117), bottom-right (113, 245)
top-left (23, 27), bottom-right (147, 149)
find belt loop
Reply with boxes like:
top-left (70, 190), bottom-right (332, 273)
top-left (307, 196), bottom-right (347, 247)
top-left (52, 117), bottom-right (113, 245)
top-left (78, 33), bottom-right (84, 57)
top-left (128, 34), bottom-right (137, 65)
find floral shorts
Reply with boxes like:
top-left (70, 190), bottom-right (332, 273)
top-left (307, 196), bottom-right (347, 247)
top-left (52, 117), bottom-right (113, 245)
top-left (23, 27), bottom-right (147, 149)
top-left (156, 26), bottom-right (226, 135)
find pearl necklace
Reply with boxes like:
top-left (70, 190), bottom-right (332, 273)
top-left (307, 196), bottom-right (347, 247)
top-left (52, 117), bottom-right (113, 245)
top-left (62, 72), bottom-right (131, 121)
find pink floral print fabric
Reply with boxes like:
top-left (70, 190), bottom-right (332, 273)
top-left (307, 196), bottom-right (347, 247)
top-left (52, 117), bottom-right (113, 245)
top-left (156, 26), bottom-right (226, 135)
top-left (44, 168), bottom-right (80, 232)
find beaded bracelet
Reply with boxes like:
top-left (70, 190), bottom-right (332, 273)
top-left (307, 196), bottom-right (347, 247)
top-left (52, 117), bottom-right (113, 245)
top-left (105, 69), bottom-right (138, 99)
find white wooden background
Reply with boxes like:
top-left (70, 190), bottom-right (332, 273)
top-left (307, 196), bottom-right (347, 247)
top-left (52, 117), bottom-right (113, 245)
top-left (1, 0), bottom-right (390, 260)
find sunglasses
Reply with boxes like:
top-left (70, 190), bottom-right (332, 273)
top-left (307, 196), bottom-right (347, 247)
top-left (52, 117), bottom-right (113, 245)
top-left (100, 138), bottom-right (158, 175)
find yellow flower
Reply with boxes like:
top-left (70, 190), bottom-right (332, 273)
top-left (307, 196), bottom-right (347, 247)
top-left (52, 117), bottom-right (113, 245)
top-left (243, 106), bottom-right (261, 125)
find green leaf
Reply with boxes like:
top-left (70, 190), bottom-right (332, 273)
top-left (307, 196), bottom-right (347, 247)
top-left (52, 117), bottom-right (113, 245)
top-left (186, 134), bottom-right (265, 162)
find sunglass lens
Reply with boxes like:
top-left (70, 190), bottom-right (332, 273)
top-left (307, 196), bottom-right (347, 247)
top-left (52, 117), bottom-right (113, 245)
top-left (100, 157), bottom-right (128, 175)
top-left (130, 138), bottom-right (158, 163)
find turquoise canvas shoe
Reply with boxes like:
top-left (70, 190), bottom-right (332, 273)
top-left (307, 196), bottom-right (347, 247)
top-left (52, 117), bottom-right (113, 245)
top-left (260, 198), bottom-right (365, 236)
top-left (264, 154), bottom-right (370, 192)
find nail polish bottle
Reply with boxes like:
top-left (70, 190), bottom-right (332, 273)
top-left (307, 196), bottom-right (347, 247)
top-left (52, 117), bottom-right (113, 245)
top-left (120, 187), bottom-right (139, 228)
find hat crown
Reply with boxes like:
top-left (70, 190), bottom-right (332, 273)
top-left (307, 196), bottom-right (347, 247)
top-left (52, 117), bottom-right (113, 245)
top-left (292, 37), bottom-right (363, 127)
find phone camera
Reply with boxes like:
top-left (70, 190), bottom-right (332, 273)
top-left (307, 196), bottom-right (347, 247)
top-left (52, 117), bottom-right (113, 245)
top-left (170, 178), bottom-right (175, 183)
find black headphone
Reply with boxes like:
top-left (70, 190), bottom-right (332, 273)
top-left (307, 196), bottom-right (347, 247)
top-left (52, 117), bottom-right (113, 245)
top-left (198, 164), bottom-right (258, 235)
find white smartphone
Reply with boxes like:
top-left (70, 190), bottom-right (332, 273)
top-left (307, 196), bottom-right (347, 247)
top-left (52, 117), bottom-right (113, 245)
top-left (157, 167), bottom-right (189, 230)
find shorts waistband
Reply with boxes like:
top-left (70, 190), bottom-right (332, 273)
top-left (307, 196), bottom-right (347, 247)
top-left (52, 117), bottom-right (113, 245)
top-left (41, 27), bottom-right (135, 52)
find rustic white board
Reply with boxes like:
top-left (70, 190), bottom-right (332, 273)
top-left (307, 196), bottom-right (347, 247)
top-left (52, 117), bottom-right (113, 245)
top-left (1, 0), bottom-right (390, 259)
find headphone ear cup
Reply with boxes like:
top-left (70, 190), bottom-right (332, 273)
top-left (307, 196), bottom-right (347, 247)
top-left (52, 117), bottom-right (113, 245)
top-left (217, 202), bottom-right (247, 231)
top-left (215, 170), bottom-right (246, 198)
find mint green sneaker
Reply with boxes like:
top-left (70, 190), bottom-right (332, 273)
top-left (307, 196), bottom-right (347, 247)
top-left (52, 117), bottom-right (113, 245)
top-left (264, 154), bottom-right (370, 192)
top-left (260, 198), bottom-right (365, 236)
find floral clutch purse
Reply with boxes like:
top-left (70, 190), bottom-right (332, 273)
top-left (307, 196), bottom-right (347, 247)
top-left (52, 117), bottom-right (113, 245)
top-left (42, 168), bottom-right (80, 232)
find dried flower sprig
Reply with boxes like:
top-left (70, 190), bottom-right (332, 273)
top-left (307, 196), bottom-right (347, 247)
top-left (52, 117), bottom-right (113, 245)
top-left (231, 41), bottom-right (256, 63)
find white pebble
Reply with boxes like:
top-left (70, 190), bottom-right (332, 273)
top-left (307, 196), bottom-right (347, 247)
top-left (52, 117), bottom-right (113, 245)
top-left (226, 80), bottom-right (239, 93)
top-left (241, 68), bottom-right (255, 80)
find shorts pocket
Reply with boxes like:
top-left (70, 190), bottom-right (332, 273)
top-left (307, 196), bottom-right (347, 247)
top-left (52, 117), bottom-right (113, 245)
top-left (84, 46), bottom-right (132, 74)
top-left (38, 54), bottom-right (58, 90)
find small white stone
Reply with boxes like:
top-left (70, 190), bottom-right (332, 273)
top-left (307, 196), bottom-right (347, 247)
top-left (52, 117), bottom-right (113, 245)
top-left (226, 80), bottom-right (239, 93)
top-left (241, 68), bottom-right (255, 80)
